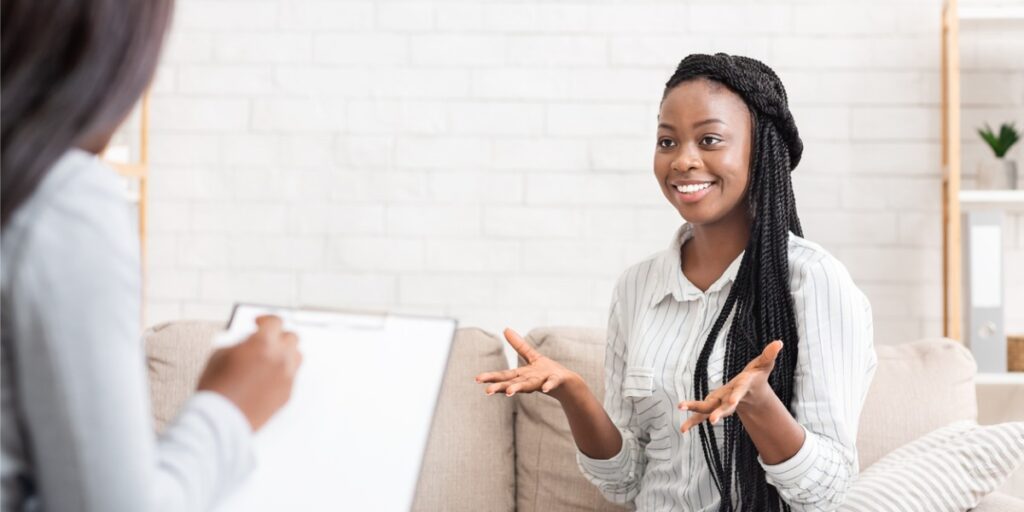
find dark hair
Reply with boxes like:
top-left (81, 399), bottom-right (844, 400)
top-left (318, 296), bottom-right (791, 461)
top-left (1, 0), bottom-right (174, 225)
top-left (665, 53), bottom-right (803, 511)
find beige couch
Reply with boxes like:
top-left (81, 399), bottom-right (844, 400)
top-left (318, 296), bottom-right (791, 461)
top-left (145, 323), bottom-right (1024, 511)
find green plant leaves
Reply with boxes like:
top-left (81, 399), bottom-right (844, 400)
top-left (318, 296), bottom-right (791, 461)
top-left (977, 122), bottom-right (1021, 158)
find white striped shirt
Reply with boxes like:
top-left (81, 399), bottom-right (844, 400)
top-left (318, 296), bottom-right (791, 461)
top-left (578, 223), bottom-right (877, 511)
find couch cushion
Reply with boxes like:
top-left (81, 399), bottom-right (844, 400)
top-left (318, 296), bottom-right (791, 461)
top-left (516, 327), bottom-right (629, 512)
top-left (857, 338), bottom-right (978, 470)
top-left (412, 328), bottom-right (516, 512)
top-left (840, 420), bottom-right (1024, 511)
top-left (144, 320), bottom-right (221, 432)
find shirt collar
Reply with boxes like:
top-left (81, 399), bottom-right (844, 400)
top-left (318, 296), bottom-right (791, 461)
top-left (652, 223), bottom-right (745, 306)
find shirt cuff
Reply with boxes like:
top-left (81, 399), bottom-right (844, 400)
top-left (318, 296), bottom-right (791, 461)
top-left (190, 391), bottom-right (254, 435)
top-left (187, 391), bottom-right (257, 482)
top-left (577, 429), bottom-right (638, 482)
top-left (758, 423), bottom-right (819, 487)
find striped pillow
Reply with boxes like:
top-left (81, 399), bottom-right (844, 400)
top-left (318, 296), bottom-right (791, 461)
top-left (840, 421), bottom-right (1024, 511)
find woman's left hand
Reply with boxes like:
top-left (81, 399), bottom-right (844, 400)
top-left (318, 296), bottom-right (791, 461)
top-left (677, 340), bottom-right (783, 433)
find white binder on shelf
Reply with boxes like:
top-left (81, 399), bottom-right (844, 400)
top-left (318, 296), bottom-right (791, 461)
top-left (963, 212), bottom-right (1006, 373)
top-left (212, 303), bottom-right (457, 512)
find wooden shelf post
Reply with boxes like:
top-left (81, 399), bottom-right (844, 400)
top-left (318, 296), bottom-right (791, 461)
top-left (941, 0), bottom-right (963, 341)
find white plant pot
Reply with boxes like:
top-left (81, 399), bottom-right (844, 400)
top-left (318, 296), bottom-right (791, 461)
top-left (977, 159), bottom-right (999, 189)
top-left (977, 159), bottom-right (1019, 189)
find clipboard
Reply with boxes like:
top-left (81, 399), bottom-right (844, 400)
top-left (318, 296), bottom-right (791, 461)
top-left (212, 303), bottom-right (457, 511)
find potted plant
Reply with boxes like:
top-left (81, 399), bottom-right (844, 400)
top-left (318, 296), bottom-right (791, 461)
top-left (976, 122), bottom-right (1020, 189)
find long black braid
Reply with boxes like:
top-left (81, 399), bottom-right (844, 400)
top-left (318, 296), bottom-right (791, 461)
top-left (665, 54), bottom-right (803, 511)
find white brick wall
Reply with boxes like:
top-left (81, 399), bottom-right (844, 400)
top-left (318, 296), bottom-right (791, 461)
top-left (145, 0), bottom-right (1024, 346)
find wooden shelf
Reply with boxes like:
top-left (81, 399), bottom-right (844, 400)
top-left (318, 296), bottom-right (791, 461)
top-left (941, 0), bottom-right (964, 340)
top-left (939, 0), bottom-right (1022, 341)
top-left (959, 190), bottom-right (1024, 211)
top-left (109, 162), bottom-right (148, 179)
top-left (975, 371), bottom-right (1024, 385)
top-left (959, 6), bottom-right (1024, 21)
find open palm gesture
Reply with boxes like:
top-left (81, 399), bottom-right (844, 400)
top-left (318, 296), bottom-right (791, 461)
top-left (474, 328), bottom-right (580, 399)
top-left (678, 340), bottom-right (784, 433)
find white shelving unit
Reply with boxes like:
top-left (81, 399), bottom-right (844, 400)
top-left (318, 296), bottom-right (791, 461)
top-left (942, 2), bottom-right (1024, 340)
top-left (959, 190), bottom-right (1024, 211)
top-left (941, 0), bottom-right (1024, 374)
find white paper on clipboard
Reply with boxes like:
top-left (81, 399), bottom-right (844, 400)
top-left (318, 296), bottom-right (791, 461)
top-left (212, 304), bottom-right (457, 512)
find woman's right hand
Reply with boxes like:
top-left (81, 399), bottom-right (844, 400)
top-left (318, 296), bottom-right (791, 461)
top-left (197, 315), bottom-right (303, 431)
top-left (475, 328), bottom-right (582, 402)
top-left (479, 329), bottom-right (623, 460)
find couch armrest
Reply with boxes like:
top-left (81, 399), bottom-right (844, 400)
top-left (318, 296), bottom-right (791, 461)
top-left (144, 320), bottom-right (221, 432)
top-left (977, 375), bottom-right (1024, 499)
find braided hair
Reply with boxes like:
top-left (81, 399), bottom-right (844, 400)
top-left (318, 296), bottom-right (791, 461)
top-left (665, 54), bottom-right (803, 511)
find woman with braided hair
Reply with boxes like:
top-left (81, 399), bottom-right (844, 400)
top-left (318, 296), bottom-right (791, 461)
top-left (477, 53), bottom-right (875, 511)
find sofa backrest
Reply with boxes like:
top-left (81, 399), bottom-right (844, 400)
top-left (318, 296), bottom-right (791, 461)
top-left (856, 337), bottom-right (978, 468)
top-left (516, 327), bottom-right (628, 512)
top-left (411, 328), bottom-right (516, 512)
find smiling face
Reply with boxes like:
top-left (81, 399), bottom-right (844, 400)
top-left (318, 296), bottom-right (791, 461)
top-left (655, 78), bottom-right (754, 228)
